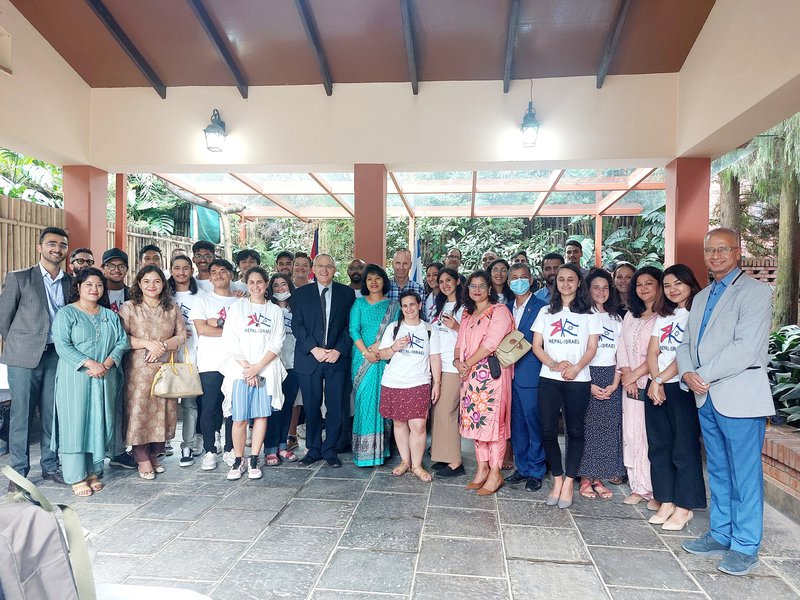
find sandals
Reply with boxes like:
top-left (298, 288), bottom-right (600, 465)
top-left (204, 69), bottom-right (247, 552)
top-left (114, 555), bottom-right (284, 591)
top-left (411, 466), bottom-right (432, 482)
top-left (286, 436), bottom-right (299, 451)
top-left (137, 461), bottom-right (156, 480)
top-left (72, 481), bottom-right (93, 497)
top-left (579, 479), bottom-right (598, 499)
top-left (592, 480), bottom-right (613, 500)
top-left (392, 461), bottom-right (410, 477)
top-left (265, 454), bottom-right (281, 466)
top-left (86, 474), bottom-right (104, 492)
top-left (279, 449), bottom-right (298, 463)
top-left (501, 462), bottom-right (514, 471)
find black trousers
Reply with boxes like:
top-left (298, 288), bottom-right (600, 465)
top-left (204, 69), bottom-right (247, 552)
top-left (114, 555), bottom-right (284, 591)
top-left (198, 371), bottom-right (225, 453)
top-left (538, 378), bottom-right (590, 478)
top-left (298, 363), bottom-right (347, 460)
top-left (644, 382), bottom-right (707, 509)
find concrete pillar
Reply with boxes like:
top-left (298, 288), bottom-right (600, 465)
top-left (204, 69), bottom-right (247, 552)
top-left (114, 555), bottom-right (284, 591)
top-left (63, 165), bottom-right (109, 256)
top-left (114, 173), bottom-right (127, 251)
top-left (354, 164), bottom-right (387, 267)
top-left (665, 158), bottom-right (711, 283)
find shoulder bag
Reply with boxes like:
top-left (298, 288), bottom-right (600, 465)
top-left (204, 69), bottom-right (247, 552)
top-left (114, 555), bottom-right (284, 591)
top-left (151, 348), bottom-right (203, 399)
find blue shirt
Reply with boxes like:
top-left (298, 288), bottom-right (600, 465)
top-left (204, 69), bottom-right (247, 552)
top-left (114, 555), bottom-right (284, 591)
top-left (388, 279), bottom-right (425, 303)
top-left (534, 286), bottom-right (551, 303)
top-left (697, 267), bottom-right (741, 345)
top-left (39, 263), bottom-right (66, 343)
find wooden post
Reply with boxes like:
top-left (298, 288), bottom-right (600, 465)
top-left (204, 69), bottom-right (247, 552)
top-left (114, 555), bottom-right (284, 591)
top-left (594, 213), bottom-right (603, 267)
top-left (665, 158), bottom-right (711, 282)
top-left (354, 164), bottom-right (387, 267)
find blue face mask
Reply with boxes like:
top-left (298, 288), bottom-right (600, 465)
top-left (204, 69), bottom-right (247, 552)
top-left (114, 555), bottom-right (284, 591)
top-left (509, 278), bottom-right (531, 296)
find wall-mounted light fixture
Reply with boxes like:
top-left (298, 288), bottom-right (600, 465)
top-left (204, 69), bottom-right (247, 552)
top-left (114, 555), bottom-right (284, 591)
top-left (520, 80), bottom-right (540, 147)
top-left (203, 109), bottom-right (227, 152)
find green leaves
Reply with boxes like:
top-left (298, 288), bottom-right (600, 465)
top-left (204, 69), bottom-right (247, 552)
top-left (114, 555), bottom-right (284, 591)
top-left (768, 325), bottom-right (800, 427)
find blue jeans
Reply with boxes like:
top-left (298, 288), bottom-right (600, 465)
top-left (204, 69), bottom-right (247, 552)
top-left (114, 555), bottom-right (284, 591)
top-left (265, 370), bottom-right (299, 455)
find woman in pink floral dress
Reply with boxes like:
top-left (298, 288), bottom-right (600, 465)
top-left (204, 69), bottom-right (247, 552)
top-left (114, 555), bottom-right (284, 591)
top-left (454, 271), bottom-right (514, 496)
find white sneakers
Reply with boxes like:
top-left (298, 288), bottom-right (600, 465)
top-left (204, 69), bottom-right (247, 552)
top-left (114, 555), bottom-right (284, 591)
top-left (247, 456), bottom-right (262, 480)
top-left (179, 447), bottom-right (194, 467)
top-left (201, 451), bottom-right (217, 471)
top-left (227, 457), bottom-right (244, 480)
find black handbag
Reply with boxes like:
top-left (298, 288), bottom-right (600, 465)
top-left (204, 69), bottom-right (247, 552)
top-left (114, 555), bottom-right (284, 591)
top-left (487, 354), bottom-right (502, 379)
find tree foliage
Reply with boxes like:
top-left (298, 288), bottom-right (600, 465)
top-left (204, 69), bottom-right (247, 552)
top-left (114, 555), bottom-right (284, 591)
top-left (0, 148), bottom-right (62, 207)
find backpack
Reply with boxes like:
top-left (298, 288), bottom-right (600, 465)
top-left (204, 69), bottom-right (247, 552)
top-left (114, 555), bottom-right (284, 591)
top-left (0, 466), bottom-right (95, 600)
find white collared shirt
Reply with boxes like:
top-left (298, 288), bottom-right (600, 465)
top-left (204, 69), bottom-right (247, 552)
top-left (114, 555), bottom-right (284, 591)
top-left (512, 293), bottom-right (532, 328)
top-left (39, 263), bottom-right (66, 343)
top-left (317, 282), bottom-right (331, 343)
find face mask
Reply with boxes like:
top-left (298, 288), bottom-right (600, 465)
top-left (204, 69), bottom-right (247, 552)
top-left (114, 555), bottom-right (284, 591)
top-left (273, 291), bottom-right (291, 301)
top-left (509, 278), bottom-right (531, 296)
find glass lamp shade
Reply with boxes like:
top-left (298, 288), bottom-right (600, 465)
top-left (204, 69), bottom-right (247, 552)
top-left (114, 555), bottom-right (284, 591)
top-left (203, 109), bottom-right (227, 152)
top-left (520, 101), bottom-right (540, 148)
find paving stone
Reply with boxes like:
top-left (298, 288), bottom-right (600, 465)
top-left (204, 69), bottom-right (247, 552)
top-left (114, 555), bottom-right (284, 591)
top-left (507, 560), bottom-right (607, 600)
top-left (144, 537), bottom-right (248, 581)
top-left (248, 525), bottom-right (341, 563)
top-left (764, 557), bottom-right (800, 589)
top-left (214, 559), bottom-right (321, 598)
top-left (428, 483), bottom-right (496, 510)
top-left (569, 494), bottom-right (645, 519)
top-left (693, 571), bottom-right (799, 600)
top-left (413, 572), bottom-right (510, 599)
top-left (92, 554), bottom-right (149, 584)
top-left (589, 547), bottom-right (700, 591)
top-left (314, 461), bottom-right (375, 479)
top-left (313, 591), bottom-right (407, 599)
top-left (645, 508), bottom-right (711, 538)
top-left (172, 475), bottom-right (242, 497)
top-left (94, 518), bottom-right (189, 555)
top-left (575, 515), bottom-right (667, 550)
top-left (71, 503), bottom-right (139, 535)
top-left (418, 537), bottom-right (505, 578)
top-left (216, 484), bottom-right (297, 510)
top-left (495, 478), bottom-right (552, 501)
top-left (122, 578), bottom-right (216, 594)
top-left (182, 507), bottom-right (277, 541)
top-left (497, 499), bottom-right (573, 527)
top-left (424, 506), bottom-right (499, 539)
top-left (368, 473), bottom-right (431, 494)
top-left (298, 477), bottom-right (368, 501)
top-left (661, 536), bottom-right (773, 577)
top-left (761, 507), bottom-right (800, 558)
top-left (340, 515), bottom-right (424, 552)
top-left (318, 548), bottom-right (416, 595)
top-left (608, 587), bottom-right (706, 599)
top-left (354, 492), bottom-right (427, 519)
top-left (134, 492), bottom-right (219, 521)
top-left (274, 498), bottom-right (357, 527)
top-left (82, 481), bottom-right (171, 505)
top-left (503, 525), bottom-right (590, 562)
top-left (257, 466), bottom-right (315, 488)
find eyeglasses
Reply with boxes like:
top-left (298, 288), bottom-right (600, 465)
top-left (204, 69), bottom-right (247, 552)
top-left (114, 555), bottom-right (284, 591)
top-left (72, 258), bottom-right (95, 266)
top-left (104, 263), bottom-right (128, 271)
top-left (194, 253), bottom-right (214, 260)
top-left (703, 246), bottom-right (735, 255)
top-left (446, 254), bottom-right (461, 259)
top-left (315, 264), bottom-right (335, 270)
top-left (468, 284), bottom-right (489, 290)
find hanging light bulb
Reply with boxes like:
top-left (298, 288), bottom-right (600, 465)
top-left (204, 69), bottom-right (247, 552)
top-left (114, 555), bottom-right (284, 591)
top-left (520, 80), bottom-right (540, 147)
top-left (203, 109), bottom-right (227, 152)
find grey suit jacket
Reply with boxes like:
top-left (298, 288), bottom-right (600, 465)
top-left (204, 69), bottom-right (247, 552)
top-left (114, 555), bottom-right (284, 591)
top-left (0, 265), bottom-right (71, 369)
top-left (676, 270), bottom-right (774, 418)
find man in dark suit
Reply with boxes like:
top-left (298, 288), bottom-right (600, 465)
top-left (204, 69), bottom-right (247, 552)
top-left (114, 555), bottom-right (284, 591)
top-left (0, 226), bottom-right (71, 485)
top-left (291, 254), bottom-right (355, 467)
top-left (505, 262), bottom-right (548, 491)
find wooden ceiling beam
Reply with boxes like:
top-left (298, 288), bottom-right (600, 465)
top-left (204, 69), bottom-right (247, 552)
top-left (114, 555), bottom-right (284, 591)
top-left (388, 172), bottom-right (415, 219)
top-left (400, 0), bottom-right (419, 95)
top-left (596, 0), bottom-right (632, 89)
top-left (597, 167), bottom-right (655, 214)
top-left (308, 172), bottom-right (355, 217)
top-left (85, 0), bottom-right (167, 98)
top-left (531, 169), bottom-right (564, 216)
top-left (502, 0), bottom-right (522, 93)
top-left (294, 0), bottom-right (333, 96)
top-left (230, 173), bottom-right (309, 222)
top-left (187, 0), bottom-right (248, 99)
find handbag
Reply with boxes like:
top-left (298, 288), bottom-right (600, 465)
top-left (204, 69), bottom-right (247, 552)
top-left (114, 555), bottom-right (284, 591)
top-left (494, 330), bottom-right (532, 368)
top-left (486, 354), bottom-right (502, 379)
top-left (151, 348), bottom-right (203, 399)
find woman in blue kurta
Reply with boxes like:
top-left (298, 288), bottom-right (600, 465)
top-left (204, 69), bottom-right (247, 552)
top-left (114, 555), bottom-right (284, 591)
top-left (350, 264), bottom-right (398, 467)
top-left (52, 268), bottom-right (128, 496)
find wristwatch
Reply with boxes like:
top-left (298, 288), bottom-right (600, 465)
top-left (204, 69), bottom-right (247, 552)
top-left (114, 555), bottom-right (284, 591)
top-left (654, 376), bottom-right (663, 385)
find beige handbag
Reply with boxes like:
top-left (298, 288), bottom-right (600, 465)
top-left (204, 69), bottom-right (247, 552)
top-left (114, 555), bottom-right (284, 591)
top-left (494, 330), bottom-right (532, 368)
top-left (151, 348), bottom-right (203, 399)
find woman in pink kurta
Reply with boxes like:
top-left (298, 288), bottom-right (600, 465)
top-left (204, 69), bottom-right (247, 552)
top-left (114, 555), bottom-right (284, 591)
top-left (616, 266), bottom-right (662, 507)
top-left (454, 271), bottom-right (514, 496)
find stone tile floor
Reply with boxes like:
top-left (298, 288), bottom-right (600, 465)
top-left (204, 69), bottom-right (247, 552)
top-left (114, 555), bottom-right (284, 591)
top-left (3, 437), bottom-right (800, 599)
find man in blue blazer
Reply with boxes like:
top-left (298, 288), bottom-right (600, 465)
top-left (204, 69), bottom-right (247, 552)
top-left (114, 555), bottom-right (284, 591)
top-left (505, 262), bottom-right (548, 491)
top-left (0, 227), bottom-right (71, 485)
top-left (291, 254), bottom-right (356, 467)
top-left (677, 228), bottom-right (774, 576)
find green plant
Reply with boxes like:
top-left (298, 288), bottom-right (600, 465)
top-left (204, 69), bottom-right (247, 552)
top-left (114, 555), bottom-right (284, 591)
top-left (768, 325), bottom-right (800, 426)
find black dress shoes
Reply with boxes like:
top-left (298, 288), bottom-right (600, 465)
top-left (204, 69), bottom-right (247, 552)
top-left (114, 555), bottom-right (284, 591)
top-left (300, 454), bottom-right (322, 466)
top-left (435, 464), bottom-right (465, 478)
top-left (505, 470), bottom-right (528, 484)
top-left (525, 477), bottom-right (543, 492)
top-left (42, 471), bottom-right (66, 485)
top-left (325, 457), bottom-right (342, 468)
top-left (430, 462), bottom-right (448, 472)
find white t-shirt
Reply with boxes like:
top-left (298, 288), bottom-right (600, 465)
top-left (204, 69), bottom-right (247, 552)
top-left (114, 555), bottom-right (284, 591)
top-left (173, 290), bottom-right (200, 364)
top-left (531, 307), bottom-right (602, 382)
top-left (651, 307), bottom-right (689, 384)
top-left (430, 301), bottom-right (463, 373)
top-left (108, 289), bottom-right (126, 314)
top-left (379, 321), bottom-right (441, 389)
top-left (591, 310), bottom-right (622, 367)
top-left (196, 278), bottom-right (213, 293)
top-left (278, 305), bottom-right (296, 370)
top-left (189, 292), bottom-right (238, 372)
top-left (424, 292), bottom-right (436, 321)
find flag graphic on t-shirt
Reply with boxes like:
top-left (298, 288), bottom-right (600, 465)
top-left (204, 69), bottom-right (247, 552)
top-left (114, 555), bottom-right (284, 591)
top-left (550, 318), bottom-right (579, 337)
top-left (600, 326), bottom-right (615, 342)
top-left (217, 307), bottom-right (227, 320)
top-left (246, 313), bottom-right (272, 328)
top-left (660, 322), bottom-right (684, 345)
top-left (408, 333), bottom-right (425, 349)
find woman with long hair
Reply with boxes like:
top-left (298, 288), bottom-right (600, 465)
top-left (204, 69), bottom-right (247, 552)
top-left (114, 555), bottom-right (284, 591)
top-left (613, 262), bottom-right (636, 316)
top-left (220, 266), bottom-right (286, 480)
top-left (578, 268), bottom-right (625, 500)
top-left (350, 264), bottom-right (399, 467)
top-left (617, 265), bottom-right (663, 506)
top-left (429, 267), bottom-right (465, 477)
top-left (53, 268), bottom-right (128, 496)
top-left (487, 258), bottom-right (513, 305)
top-left (378, 290), bottom-right (442, 481)
top-left (645, 264), bottom-right (707, 530)
top-left (454, 270), bottom-right (515, 495)
top-left (423, 261), bottom-right (443, 321)
top-left (531, 263), bottom-right (601, 508)
top-left (118, 265), bottom-right (186, 479)
top-left (263, 273), bottom-right (299, 465)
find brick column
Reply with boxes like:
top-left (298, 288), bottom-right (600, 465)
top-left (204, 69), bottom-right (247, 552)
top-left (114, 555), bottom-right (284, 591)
top-left (63, 165), bottom-right (109, 256)
top-left (665, 158), bottom-right (711, 283)
top-left (354, 164), bottom-right (387, 267)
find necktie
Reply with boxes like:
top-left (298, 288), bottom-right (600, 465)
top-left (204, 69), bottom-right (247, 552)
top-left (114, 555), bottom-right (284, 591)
top-left (321, 287), bottom-right (329, 346)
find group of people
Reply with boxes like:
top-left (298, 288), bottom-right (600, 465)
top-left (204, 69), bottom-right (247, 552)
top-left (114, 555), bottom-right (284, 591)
top-left (0, 226), bottom-right (774, 576)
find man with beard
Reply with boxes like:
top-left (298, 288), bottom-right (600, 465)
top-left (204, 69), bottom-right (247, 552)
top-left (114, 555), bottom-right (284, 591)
top-left (275, 251), bottom-right (294, 276)
top-left (347, 259), bottom-right (366, 297)
top-left (534, 252), bottom-right (564, 303)
top-left (68, 248), bottom-right (95, 275)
